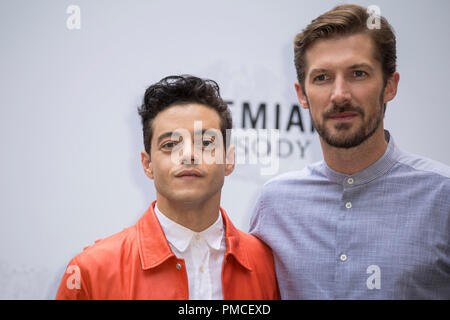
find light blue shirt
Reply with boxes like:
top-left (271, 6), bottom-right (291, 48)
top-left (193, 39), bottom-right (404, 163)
top-left (249, 131), bottom-right (450, 299)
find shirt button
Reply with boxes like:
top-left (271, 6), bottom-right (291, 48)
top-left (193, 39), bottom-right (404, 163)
top-left (199, 266), bottom-right (204, 273)
top-left (347, 177), bottom-right (354, 185)
top-left (195, 234), bottom-right (201, 241)
top-left (340, 254), bottom-right (348, 262)
top-left (345, 202), bottom-right (352, 209)
top-left (176, 263), bottom-right (182, 270)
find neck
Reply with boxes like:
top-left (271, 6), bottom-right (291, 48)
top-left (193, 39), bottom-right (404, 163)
top-left (155, 193), bottom-right (221, 232)
top-left (321, 127), bottom-right (388, 175)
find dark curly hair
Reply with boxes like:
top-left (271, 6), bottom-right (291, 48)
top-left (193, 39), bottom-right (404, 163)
top-left (138, 75), bottom-right (232, 154)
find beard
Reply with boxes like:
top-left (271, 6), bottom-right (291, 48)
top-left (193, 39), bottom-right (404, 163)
top-left (309, 95), bottom-right (385, 149)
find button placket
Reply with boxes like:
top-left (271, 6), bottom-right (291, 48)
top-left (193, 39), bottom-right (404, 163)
top-left (335, 180), bottom-right (353, 295)
top-left (343, 176), bottom-right (354, 210)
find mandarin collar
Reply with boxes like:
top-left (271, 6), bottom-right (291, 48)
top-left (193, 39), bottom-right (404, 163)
top-left (322, 130), bottom-right (400, 186)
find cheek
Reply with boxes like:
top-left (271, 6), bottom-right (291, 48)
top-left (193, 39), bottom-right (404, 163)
top-left (203, 165), bottom-right (226, 181)
top-left (151, 158), bottom-right (173, 179)
top-left (307, 87), bottom-right (329, 107)
top-left (353, 81), bottom-right (383, 101)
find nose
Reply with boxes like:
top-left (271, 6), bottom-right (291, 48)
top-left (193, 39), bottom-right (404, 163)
top-left (331, 75), bottom-right (351, 106)
top-left (181, 139), bottom-right (193, 164)
top-left (181, 138), bottom-right (201, 165)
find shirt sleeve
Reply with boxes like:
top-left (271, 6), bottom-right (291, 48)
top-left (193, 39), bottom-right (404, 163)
top-left (248, 190), bottom-right (265, 238)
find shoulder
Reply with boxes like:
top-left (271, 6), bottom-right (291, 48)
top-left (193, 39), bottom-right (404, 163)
top-left (393, 150), bottom-right (450, 194)
top-left (56, 225), bottom-right (137, 299)
top-left (395, 149), bottom-right (450, 180)
top-left (226, 227), bottom-right (280, 299)
top-left (262, 161), bottom-right (325, 193)
top-left (265, 161), bottom-right (323, 186)
top-left (238, 229), bottom-right (273, 254)
top-left (71, 225), bottom-right (137, 271)
top-left (234, 229), bottom-right (276, 271)
top-left (254, 161), bottom-right (325, 206)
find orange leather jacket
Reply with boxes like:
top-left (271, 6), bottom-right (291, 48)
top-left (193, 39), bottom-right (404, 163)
top-left (56, 201), bottom-right (280, 299)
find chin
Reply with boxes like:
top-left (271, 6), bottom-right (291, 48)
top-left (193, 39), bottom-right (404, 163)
top-left (326, 130), bottom-right (373, 149)
top-left (170, 191), bottom-right (209, 204)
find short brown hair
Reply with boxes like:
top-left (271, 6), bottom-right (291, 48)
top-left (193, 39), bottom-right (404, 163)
top-left (294, 4), bottom-right (396, 93)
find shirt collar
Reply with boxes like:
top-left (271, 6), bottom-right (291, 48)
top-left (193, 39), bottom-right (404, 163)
top-left (201, 213), bottom-right (225, 251)
top-left (322, 130), bottom-right (400, 186)
top-left (154, 204), bottom-right (224, 252)
top-left (137, 201), bottom-right (251, 271)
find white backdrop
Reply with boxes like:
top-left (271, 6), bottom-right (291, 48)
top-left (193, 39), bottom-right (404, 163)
top-left (1, 0), bottom-right (449, 299)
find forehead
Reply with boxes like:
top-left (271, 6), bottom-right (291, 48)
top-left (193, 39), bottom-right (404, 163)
top-left (152, 103), bottom-right (221, 137)
top-left (305, 33), bottom-right (380, 74)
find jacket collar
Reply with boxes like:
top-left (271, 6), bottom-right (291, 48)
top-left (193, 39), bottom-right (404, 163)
top-left (220, 206), bottom-right (252, 271)
top-left (137, 201), bottom-right (251, 271)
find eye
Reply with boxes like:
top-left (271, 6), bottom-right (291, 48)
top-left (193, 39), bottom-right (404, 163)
top-left (160, 140), bottom-right (178, 150)
top-left (313, 74), bottom-right (329, 83)
top-left (202, 138), bottom-right (215, 148)
top-left (353, 70), bottom-right (367, 78)
top-left (203, 140), bottom-right (212, 147)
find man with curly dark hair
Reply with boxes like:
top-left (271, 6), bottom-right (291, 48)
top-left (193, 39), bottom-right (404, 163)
top-left (56, 75), bottom-right (279, 300)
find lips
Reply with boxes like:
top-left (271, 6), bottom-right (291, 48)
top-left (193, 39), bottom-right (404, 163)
top-left (174, 169), bottom-right (204, 179)
top-left (330, 111), bottom-right (358, 120)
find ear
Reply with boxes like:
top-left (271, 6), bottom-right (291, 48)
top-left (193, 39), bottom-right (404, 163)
top-left (224, 145), bottom-right (235, 176)
top-left (141, 150), bottom-right (154, 180)
top-left (295, 81), bottom-right (310, 109)
top-left (383, 72), bottom-right (400, 104)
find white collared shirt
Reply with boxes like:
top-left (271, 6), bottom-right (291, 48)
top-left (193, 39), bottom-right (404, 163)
top-left (154, 204), bottom-right (226, 300)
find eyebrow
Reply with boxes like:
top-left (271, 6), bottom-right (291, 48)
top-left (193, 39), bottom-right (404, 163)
top-left (348, 63), bottom-right (374, 71)
top-left (156, 129), bottom-right (220, 144)
top-left (194, 129), bottom-right (220, 136)
top-left (309, 68), bottom-right (328, 77)
top-left (156, 132), bottom-right (175, 145)
top-left (309, 63), bottom-right (375, 76)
